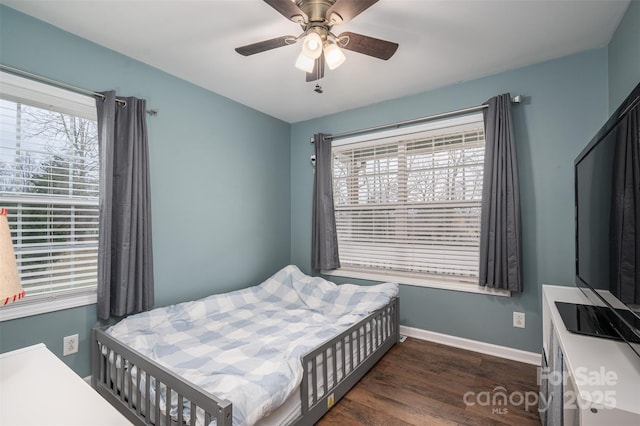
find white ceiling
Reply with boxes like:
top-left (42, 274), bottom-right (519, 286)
top-left (2, 0), bottom-right (630, 123)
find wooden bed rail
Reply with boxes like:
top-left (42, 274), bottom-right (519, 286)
top-left (91, 327), bottom-right (232, 426)
top-left (298, 297), bottom-right (399, 425)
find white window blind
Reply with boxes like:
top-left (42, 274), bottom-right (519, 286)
top-left (0, 71), bottom-right (99, 317)
top-left (331, 115), bottom-right (485, 285)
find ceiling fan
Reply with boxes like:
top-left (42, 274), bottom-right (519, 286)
top-left (235, 0), bottom-right (398, 82)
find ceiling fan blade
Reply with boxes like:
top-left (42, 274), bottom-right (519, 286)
top-left (326, 0), bottom-right (379, 24)
top-left (338, 32), bottom-right (398, 60)
top-left (306, 52), bottom-right (325, 82)
top-left (263, 0), bottom-right (308, 24)
top-left (235, 36), bottom-right (296, 56)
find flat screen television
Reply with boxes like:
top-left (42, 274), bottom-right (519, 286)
top-left (567, 80), bottom-right (640, 359)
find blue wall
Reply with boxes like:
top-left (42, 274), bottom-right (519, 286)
top-left (0, 6), bottom-right (291, 376)
top-left (290, 49), bottom-right (609, 353)
top-left (1, 2), bottom-right (635, 377)
top-left (608, 0), bottom-right (640, 111)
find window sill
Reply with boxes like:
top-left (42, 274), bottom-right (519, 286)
top-left (321, 268), bottom-right (511, 297)
top-left (0, 288), bottom-right (97, 322)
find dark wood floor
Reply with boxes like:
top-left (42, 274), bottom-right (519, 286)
top-left (316, 338), bottom-right (541, 426)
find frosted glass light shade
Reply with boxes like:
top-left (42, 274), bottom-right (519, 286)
top-left (295, 52), bottom-right (315, 73)
top-left (0, 208), bottom-right (24, 305)
top-left (324, 43), bottom-right (346, 70)
top-left (301, 32), bottom-right (323, 59)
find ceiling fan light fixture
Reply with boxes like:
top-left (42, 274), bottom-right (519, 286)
top-left (302, 32), bottom-right (323, 59)
top-left (238, 0), bottom-right (398, 82)
top-left (295, 52), bottom-right (315, 73)
top-left (324, 42), bottom-right (346, 70)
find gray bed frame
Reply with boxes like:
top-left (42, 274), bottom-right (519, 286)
top-left (91, 296), bottom-right (399, 426)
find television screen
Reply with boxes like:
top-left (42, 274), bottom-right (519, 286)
top-left (575, 81), bottom-right (640, 357)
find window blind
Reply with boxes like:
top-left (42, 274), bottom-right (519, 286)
top-left (332, 118), bottom-right (485, 283)
top-left (0, 72), bottom-right (99, 299)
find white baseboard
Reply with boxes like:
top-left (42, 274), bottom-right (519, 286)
top-left (400, 325), bottom-right (540, 366)
top-left (83, 375), bottom-right (91, 385)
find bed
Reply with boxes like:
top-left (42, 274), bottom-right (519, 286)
top-left (91, 265), bottom-right (400, 426)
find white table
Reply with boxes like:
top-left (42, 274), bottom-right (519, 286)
top-left (0, 343), bottom-right (131, 425)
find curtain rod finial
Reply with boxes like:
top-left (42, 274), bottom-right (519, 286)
top-left (511, 95), bottom-right (522, 103)
top-left (310, 137), bottom-right (315, 144)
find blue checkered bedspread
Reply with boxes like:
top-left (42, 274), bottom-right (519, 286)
top-left (105, 265), bottom-right (398, 426)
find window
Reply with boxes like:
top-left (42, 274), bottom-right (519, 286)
top-left (328, 114), bottom-right (499, 294)
top-left (0, 72), bottom-right (99, 320)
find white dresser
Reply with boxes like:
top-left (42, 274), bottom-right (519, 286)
top-left (542, 285), bottom-right (640, 425)
top-left (0, 343), bottom-right (131, 425)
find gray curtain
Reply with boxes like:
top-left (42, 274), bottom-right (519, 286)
top-left (311, 133), bottom-right (340, 270)
top-left (479, 93), bottom-right (523, 292)
top-left (611, 102), bottom-right (639, 304)
top-left (96, 91), bottom-right (154, 320)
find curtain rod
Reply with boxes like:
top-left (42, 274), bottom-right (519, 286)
top-left (311, 95), bottom-right (522, 143)
top-left (0, 64), bottom-right (158, 116)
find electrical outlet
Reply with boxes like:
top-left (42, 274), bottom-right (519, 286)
top-left (63, 334), bottom-right (79, 356)
top-left (513, 312), bottom-right (526, 328)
